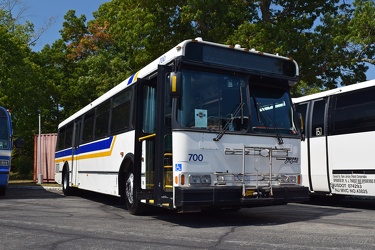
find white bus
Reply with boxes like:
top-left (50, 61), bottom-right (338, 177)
top-left (55, 38), bottom-right (308, 214)
top-left (294, 79), bottom-right (375, 198)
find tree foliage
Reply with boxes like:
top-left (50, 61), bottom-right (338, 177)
top-left (1, 0), bottom-right (375, 176)
top-left (0, 5), bottom-right (53, 170)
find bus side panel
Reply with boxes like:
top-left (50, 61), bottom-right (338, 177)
top-left (309, 137), bottom-right (330, 192)
top-left (328, 132), bottom-right (375, 196)
top-left (54, 161), bottom-right (62, 185)
top-left (54, 149), bottom-right (73, 185)
top-left (74, 131), bottom-right (135, 196)
top-left (306, 98), bottom-right (330, 193)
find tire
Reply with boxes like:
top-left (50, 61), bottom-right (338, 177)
top-left (124, 163), bottom-right (144, 215)
top-left (62, 167), bottom-right (74, 196)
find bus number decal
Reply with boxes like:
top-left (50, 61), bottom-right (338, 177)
top-left (188, 154), bottom-right (203, 162)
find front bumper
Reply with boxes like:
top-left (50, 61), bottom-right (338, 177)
top-left (175, 185), bottom-right (309, 212)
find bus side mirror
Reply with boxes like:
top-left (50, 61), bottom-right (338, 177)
top-left (169, 72), bottom-right (182, 98)
top-left (14, 137), bottom-right (24, 148)
top-left (295, 112), bottom-right (305, 141)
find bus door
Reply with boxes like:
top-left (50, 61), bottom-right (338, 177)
top-left (134, 65), bottom-right (173, 208)
top-left (308, 98), bottom-right (331, 193)
top-left (155, 65), bottom-right (173, 206)
top-left (71, 119), bottom-right (81, 186)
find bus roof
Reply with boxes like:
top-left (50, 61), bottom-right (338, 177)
top-left (58, 38), bottom-right (298, 128)
top-left (293, 79), bottom-right (375, 104)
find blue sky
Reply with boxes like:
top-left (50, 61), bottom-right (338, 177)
top-left (22, 0), bottom-right (108, 51)
top-left (21, 0), bottom-right (375, 81)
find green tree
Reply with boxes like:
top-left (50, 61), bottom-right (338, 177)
top-left (347, 0), bottom-right (375, 66)
top-left (20, 0), bottom-right (375, 125)
top-left (1, 5), bottom-right (56, 177)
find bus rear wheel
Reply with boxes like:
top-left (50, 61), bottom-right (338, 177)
top-left (124, 165), bottom-right (144, 215)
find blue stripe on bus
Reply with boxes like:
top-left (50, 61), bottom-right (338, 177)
top-left (55, 136), bottom-right (114, 158)
top-left (127, 74), bottom-right (135, 85)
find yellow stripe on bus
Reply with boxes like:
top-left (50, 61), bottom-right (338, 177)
top-left (55, 136), bottom-right (117, 163)
top-left (133, 71), bottom-right (140, 83)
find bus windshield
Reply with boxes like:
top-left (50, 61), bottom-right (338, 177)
top-left (0, 114), bottom-right (10, 149)
top-left (177, 69), bottom-right (297, 135)
top-left (250, 85), bottom-right (297, 135)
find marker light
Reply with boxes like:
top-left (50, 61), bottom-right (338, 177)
top-left (180, 174), bottom-right (185, 186)
top-left (171, 75), bottom-right (177, 92)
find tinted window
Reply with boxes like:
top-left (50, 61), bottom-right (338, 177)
top-left (296, 103), bottom-right (308, 125)
top-left (311, 100), bottom-right (325, 137)
top-left (95, 101), bottom-right (110, 138)
top-left (111, 89), bottom-right (132, 133)
top-left (333, 87), bottom-right (375, 135)
top-left (65, 123), bottom-right (73, 148)
top-left (82, 110), bottom-right (95, 143)
top-left (0, 109), bottom-right (9, 141)
top-left (57, 126), bottom-right (66, 151)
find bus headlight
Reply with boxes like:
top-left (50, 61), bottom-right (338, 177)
top-left (217, 175), bottom-right (226, 183)
top-left (188, 175), bottom-right (211, 186)
top-left (288, 175), bottom-right (297, 184)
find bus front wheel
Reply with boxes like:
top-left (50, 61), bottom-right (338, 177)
top-left (124, 165), bottom-right (144, 215)
top-left (62, 167), bottom-right (74, 196)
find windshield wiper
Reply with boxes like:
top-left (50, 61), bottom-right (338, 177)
top-left (256, 101), bottom-right (284, 145)
top-left (214, 87), bottom-right (245, 141)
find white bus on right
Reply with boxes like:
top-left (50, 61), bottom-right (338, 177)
top-left (293, 79), bottom-right (375, 197)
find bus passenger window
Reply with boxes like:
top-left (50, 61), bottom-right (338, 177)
top-left (82, 110), bottom-right (95, 143)
top-left (111, 89), bottom-right (132, 133)
top-left (95, 101), bottom-right (110, 138)
top-left (65, 123), bottom-right (73, 149)
top-left (57, 126), bottom-right (66, 151)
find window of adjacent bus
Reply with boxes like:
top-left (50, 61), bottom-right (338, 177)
top-left (177, 69), bottom-right (249, 131)
top-left (250, 85), bottom-right (296, 135)
top-left (333, 88), bottom-right (375, 134)
top-left (311, 100), bottom-right (325, 137)
top-left (111, 89), bottom-right (132, 133)
top-left (296, 103), bottom-right (308, 126)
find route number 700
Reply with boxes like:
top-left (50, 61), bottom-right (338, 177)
top-left (188, 154), bottom-right (203, 161)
